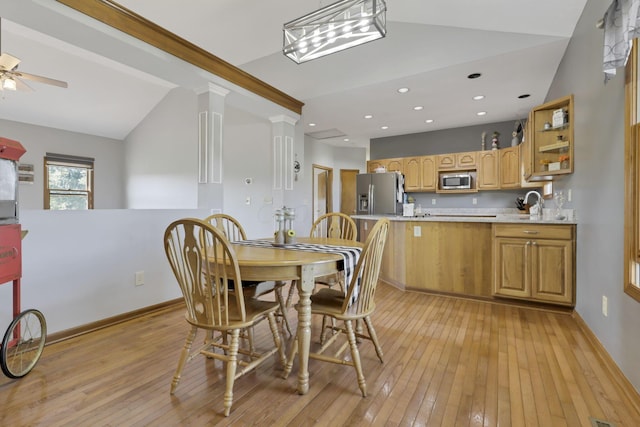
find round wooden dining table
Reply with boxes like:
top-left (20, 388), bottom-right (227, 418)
top-left (229, 237), bottom-right (363, 395)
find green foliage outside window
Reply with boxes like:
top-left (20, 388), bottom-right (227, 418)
top-left (45, 156), bottom-right (93, 210)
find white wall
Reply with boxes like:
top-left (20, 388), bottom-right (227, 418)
top-left (3, 118), bottom-right (126, 209)
top-left (125, 87), bottom-right (198, 208)
top-left (305, 136), bottom-right (367, 221)
top-left (222, 106), bottom-right (278, 238)
top-left (0, 208), bottom-right (209, 334)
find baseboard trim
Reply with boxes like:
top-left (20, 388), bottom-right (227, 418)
top-left (45, 298), bottom-right (184, 345)
top-left (572, 311), bottom-right (640, 415)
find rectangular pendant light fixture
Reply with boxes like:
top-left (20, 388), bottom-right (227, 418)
top-left (283, 0), bottom-right (387, 64)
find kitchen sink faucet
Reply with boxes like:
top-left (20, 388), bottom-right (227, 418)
top-left (524, 190), bottom-right (543, 219)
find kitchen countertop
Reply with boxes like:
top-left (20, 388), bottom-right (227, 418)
top-left (352, 208), bottom-right (577, 225)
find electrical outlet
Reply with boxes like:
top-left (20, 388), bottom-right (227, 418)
top-left (413, 226), bottom-right (421, 237)
top-left (567, 189), bottom-right (572, 202)
top-left (602, 295), bottom-right (608, 317)
top-left (432, 198), bottom-right (437, 205)
top-left (472, 197), bottom-right (477, 205)
top-left (135, 271), bottom-right (144, 286)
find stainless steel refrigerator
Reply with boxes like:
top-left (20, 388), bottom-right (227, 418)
top-left (356, 172), bottom-right (403, 215)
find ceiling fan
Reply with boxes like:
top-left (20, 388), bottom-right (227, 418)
top-left (0, 18), bottom-right (68, 91)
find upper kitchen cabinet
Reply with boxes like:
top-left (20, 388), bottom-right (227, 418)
top-left (477, 150), bottom-right (499, 189)
top-left (437, 151), bottom-right (477, 170)
top-left (525, 95), bottom-right (574, 180)
top-left (499, 146), bottom-right (520, 188)
top-left (367, 158), bottom-right (403, 173)
top-left (386, 158), bottom-right (404, 173)
top-left (404, 156), bottom-right (437, 192)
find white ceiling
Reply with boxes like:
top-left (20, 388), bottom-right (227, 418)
top-left (0, 0), bottom-right (590, 147)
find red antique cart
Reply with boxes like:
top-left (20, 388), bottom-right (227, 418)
top-left (0, 137), bottom-right (46, 378)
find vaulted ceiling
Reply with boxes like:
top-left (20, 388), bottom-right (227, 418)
top-left (0, 0), bottom-right (590, 147)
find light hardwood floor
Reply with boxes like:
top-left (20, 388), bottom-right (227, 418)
top-left (1, 283), bottom-right (639, 426)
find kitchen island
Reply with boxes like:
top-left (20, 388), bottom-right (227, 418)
top-left (353, 209), bottom-right (576, 307)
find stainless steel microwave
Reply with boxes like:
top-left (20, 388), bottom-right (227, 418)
top-left (440, 173), bottom-right (472, 190)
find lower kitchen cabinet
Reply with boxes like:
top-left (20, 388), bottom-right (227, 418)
top-left (492, 223), bottom-right (575, 306)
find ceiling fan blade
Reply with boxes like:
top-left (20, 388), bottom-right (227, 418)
top-left (0, 53), bottom-right (20, 71)
top-left (13, 70), bottom-right (67, 88)
top-left (14, 77), bottom-right (34, 92)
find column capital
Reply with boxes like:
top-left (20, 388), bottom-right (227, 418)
top-left (269, 114), bottom-right (299, 126)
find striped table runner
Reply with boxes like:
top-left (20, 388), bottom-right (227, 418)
top-left (234, 240), bottom-right (362, 304)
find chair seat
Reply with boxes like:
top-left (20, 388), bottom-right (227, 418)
top-left (187, 296), bottom-right (279, 330)
top-left (309, 288), bottom-right (374, 319)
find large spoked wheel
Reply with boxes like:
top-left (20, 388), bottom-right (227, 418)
top-left (1, 309), bottom-right (46, 378)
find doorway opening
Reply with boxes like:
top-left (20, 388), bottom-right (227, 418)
top-left (312, 164), bottom-right (333, 224)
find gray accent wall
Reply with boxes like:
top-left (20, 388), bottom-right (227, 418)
top-left (371, 120), bottom-right (525, 158)
top-left (547, 0), bottom-right (640, 392)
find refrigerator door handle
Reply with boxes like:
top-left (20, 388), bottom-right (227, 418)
top-left (369, 184), bottom-right (374, 214)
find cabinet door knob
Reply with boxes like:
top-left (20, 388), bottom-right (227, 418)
top-left (526, 241), bottom-right (532, 246)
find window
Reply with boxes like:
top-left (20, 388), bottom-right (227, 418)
top-left (624, 42), bottom-right (640, 302)
top-left (44, 153), bottom-right (94, 210)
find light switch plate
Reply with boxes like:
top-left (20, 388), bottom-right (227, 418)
top-left (413, 226), bottom-right (421, 237)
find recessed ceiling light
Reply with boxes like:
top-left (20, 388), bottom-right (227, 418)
top-left (425, 119), bottom-right (434, 123)
top-left (397, 87), bottom-right (409, 93)
top-left (364, 114), bottom-right (373, 119)
top-left (477, 111), bottom-right (487, 116)
top-left (518, 94), bottom-right (531, 99)
top-left (473, 95), bottom-right (485, 100)
top-left (381, 125), bottom-right (389, 130)
top-left (467, 73), bottom-right (482, 79)
top-left (309, 123), bottom-right (316, 126)
top-left (344, 138), bottom-right (350, 142)
top-left (413, 106), bottom-right (423, 111)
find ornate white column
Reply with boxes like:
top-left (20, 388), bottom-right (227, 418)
top-left (197, 83), bottom-right (229, 210)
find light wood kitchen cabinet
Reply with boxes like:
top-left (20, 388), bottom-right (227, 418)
top-left (421, 156), bottom-right (437, 191)
top-left (499, 146), bottom-right (520, 188)
top-left (403, 157), bottom-right (421, 191)
top-left (493, 223), bottom-right (575, 306)
top-left (477, 150), bottom-right (499, 189)
top-left (403, 155), bottom-right (437, 192)
top-left (437, 151), bottom-right (477, 170)
top-left (367, 157), bottom-right (404, 173)
top-left (367, 159), bottom-right (387, 173)
top-left (358, 218), bottom-right (401, 286)
top-left (524, 94), bottom-right (574, 180)
top-left (386, 158), bottom-right (403, 173)
top-left (406, 222), bottom-right (493, 297)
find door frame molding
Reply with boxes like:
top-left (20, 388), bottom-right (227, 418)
top-left (312, 164), bottom-right (333, 222)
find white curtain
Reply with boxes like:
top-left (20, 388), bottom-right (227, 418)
top-left (603, 0), bottom-right (640, 80)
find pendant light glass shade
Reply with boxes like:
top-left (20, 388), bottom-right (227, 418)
top-left (2, 77), bottom-right (16, 91)
top-left (283, 0), bottom-right (387, 64)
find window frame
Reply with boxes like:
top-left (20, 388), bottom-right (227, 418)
top-left (44, 153), bottom-right (94, 210)
top-left (624, 42), bottom-right (640, 302)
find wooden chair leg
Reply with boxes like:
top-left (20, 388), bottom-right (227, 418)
top-left (363, 316), bottom-right (384, 363)
top-left (223, 329), bottom-right (240, 417)
top-left (267, 312), bottom-right (287, 367)
top-left (275, 286), bottom-right (293, 337)
top-left (282, 335), bottom-right (298, 379)
top-left (285, 280), bottom-right (297, 308)
top-left (171, 325), bottom-right (197, 394)
top-left (246, 327), bottom-right (255, 354)
top-left (344, 320), bottom-right (366, 397)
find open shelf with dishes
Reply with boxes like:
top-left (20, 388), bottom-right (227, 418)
top-left (525, 94), bottom-right (574, 179)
